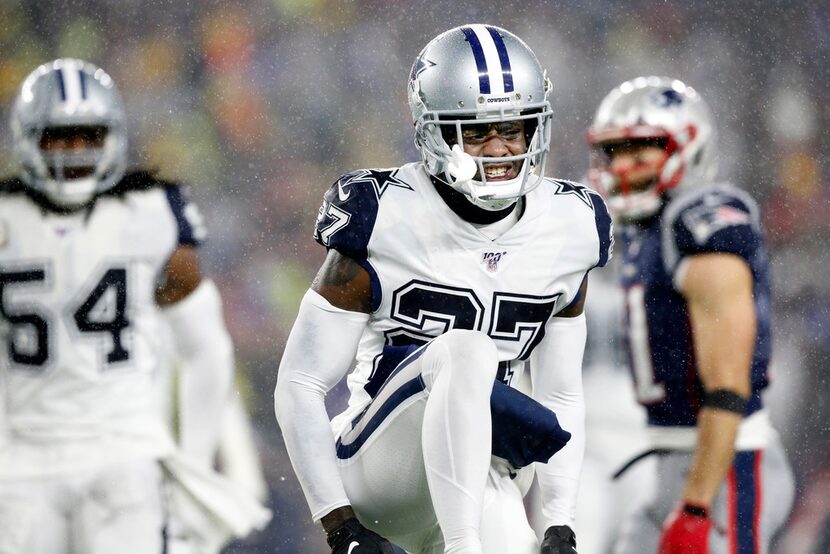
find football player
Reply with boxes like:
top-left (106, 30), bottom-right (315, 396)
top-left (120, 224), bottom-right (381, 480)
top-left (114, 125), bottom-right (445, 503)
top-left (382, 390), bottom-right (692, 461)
top-left (0, 58), bottom-right (267, 553)
top-left (275, 25), bottom-right (613, 554)
top-left (586, 76), bottom-right (794, 553)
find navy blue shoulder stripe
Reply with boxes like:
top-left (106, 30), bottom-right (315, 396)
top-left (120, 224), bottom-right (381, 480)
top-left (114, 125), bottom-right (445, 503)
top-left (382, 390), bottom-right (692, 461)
top-left (589, 191), bottom-right (613, 268)
top-left (164, 185), bottom-right (202, 247)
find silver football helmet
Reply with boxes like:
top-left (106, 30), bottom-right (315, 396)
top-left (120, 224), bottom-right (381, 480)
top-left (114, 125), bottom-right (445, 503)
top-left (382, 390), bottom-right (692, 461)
top-left (586, 76), bottom-right (717, 220)
top-left (10, 58), bottom-right (127, 208)
top-left (408, 24), bottom-right (553, 210)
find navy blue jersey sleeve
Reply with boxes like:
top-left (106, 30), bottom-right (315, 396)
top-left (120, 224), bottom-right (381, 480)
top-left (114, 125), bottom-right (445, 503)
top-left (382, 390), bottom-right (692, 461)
top-left (163, 184), bottom-right (207, 247)
top-left (313, 170), bottom-right (381, 260)
top-left (666, 189), bottom-right (762, 270)
top-left (588, 189), bottom-right (614, 268)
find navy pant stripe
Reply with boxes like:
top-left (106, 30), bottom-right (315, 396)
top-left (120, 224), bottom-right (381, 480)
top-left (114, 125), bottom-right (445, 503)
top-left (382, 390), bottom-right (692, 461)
top-left (336, 347), bottom-right (426, 459)
top-left (336, 376), bottom-right (425, 459)
top-left (729, 450), bottom-right (761, 554)
top-left (486, 26), bottom-right (513, 93)
top-left (461, 26), bottom-right (490, 94)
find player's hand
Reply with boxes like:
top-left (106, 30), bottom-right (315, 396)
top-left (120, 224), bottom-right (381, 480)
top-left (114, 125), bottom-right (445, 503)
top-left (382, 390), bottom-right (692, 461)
top-left (658, 503), bottom-right (712, 554)
top-left (326, 517), bottom-right (404, 553)
top-left (540, 525), bottom-right (577, 553)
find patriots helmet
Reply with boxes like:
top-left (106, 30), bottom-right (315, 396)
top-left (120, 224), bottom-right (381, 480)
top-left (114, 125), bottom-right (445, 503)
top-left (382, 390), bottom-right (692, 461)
top-left (10, 58), bottom-right (128, 208)
top-left (586, 76), bottom-right (717, 221)
top-left (408, 24), bottom-right (553, 210)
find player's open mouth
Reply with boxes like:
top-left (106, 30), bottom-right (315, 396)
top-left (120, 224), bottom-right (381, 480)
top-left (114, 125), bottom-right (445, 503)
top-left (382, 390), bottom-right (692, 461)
top-left (610, 175), bottom-right (658, 196)
top-left (48, 166), bottom-right (96, 180)
top-left (483, 164), bottom-right (515, 181)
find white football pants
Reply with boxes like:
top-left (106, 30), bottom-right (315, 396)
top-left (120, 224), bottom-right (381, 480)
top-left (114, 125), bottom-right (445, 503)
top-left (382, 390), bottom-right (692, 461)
top-left (335, 330), bottom-right (539, 554)
top-left (613, 434), bottom-right (794, 554)
top-left (0, 457), bottom-right (165, 554)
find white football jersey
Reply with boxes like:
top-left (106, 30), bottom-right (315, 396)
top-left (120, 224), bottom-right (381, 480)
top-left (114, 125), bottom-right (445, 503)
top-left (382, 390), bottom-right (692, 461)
top-left (314, 163), bottom-right (613, 428)
top-left (0, 173), bottom-right (205, 476)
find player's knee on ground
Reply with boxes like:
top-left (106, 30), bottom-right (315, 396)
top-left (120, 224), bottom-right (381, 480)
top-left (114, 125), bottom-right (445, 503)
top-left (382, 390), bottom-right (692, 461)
top-left (421, 329), bottom-right (499, 393)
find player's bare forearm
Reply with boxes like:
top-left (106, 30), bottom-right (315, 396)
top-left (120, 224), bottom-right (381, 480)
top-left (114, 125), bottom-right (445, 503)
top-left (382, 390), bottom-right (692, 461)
top-left (311, 249), bottom-right (373, 313)
top-left (682, 407), bottom-right (742, 506)
top-left (680, 253), bottom-right (754, 508)
top-left (682, 253), bottom-right (754, 394)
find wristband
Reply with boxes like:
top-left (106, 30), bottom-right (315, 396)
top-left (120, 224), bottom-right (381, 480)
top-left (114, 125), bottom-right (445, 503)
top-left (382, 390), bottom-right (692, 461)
top-left (681, 503), bottom-right (709, 518)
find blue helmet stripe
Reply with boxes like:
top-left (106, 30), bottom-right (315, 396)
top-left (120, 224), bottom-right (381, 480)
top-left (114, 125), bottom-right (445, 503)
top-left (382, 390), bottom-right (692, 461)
top-left (461, 26), bottom-right (491, 94)
top-left (55, 69), bottom-right (67, 101)
top-left (486, 26), bottom-right (514, 93)
top-left (78, 69), bottom-right (87, 99)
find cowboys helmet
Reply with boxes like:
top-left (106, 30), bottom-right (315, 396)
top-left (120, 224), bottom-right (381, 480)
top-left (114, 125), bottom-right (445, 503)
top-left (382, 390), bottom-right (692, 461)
top-left (586, 76), bottom-right (717, 220)
top-left (408, 24), bottom-right (553, 210)
top-left (10, 58), bottom-right (128, 208)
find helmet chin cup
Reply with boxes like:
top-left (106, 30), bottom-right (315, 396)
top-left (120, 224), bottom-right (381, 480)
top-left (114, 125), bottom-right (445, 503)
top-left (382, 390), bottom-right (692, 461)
top-left (470, 196), bottom-right (518, 211)
top-left (590, 163), bottom-right (664, 222)
top-left (42, 176), bottom-right (99, 208)
top-left (445, 147), bottom-right (534, 211)
top-left (607, 188), bottom-right (663, 221)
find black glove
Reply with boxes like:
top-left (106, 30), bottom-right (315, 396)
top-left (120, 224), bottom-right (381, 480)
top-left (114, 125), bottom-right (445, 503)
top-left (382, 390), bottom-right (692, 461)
top-left (326, 517), bottom-right (404, 553)
top-left (540, 525), bottom-right (577, 553)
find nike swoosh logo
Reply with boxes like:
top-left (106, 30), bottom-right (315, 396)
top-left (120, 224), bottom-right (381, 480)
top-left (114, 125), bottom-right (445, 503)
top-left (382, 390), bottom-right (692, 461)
top-left (338, 180), bottom-right (351, 202)
top-left (347, 541), bottom-right (360, 554)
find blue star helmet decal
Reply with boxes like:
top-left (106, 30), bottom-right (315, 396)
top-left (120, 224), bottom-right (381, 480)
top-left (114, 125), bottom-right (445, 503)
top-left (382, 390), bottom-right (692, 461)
top-left (409, 55), bottom-right (436, 82)
top-left (653, 88), bottom-right (685, 108)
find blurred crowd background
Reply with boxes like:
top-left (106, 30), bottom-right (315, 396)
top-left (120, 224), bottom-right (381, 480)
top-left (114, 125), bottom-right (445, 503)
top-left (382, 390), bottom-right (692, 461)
top-left (0, 0), bottom-right (827, 552)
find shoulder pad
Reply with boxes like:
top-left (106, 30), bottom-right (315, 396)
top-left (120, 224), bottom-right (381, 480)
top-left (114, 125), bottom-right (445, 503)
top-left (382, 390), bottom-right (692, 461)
top-left (102, 170), bottom-right (168, 197)
top-left (313, 168), bottom-right (411, 258)
top-left (101, 170), bottom-right (207, 246)
top-left (663, 185), bottom-right (762, 269)
top-left (162, 182), bottom-right (208, 247)
top-left (0, 177), bottom-right (67, 213)
top-left (550, 179), bottom-right (614, 268)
